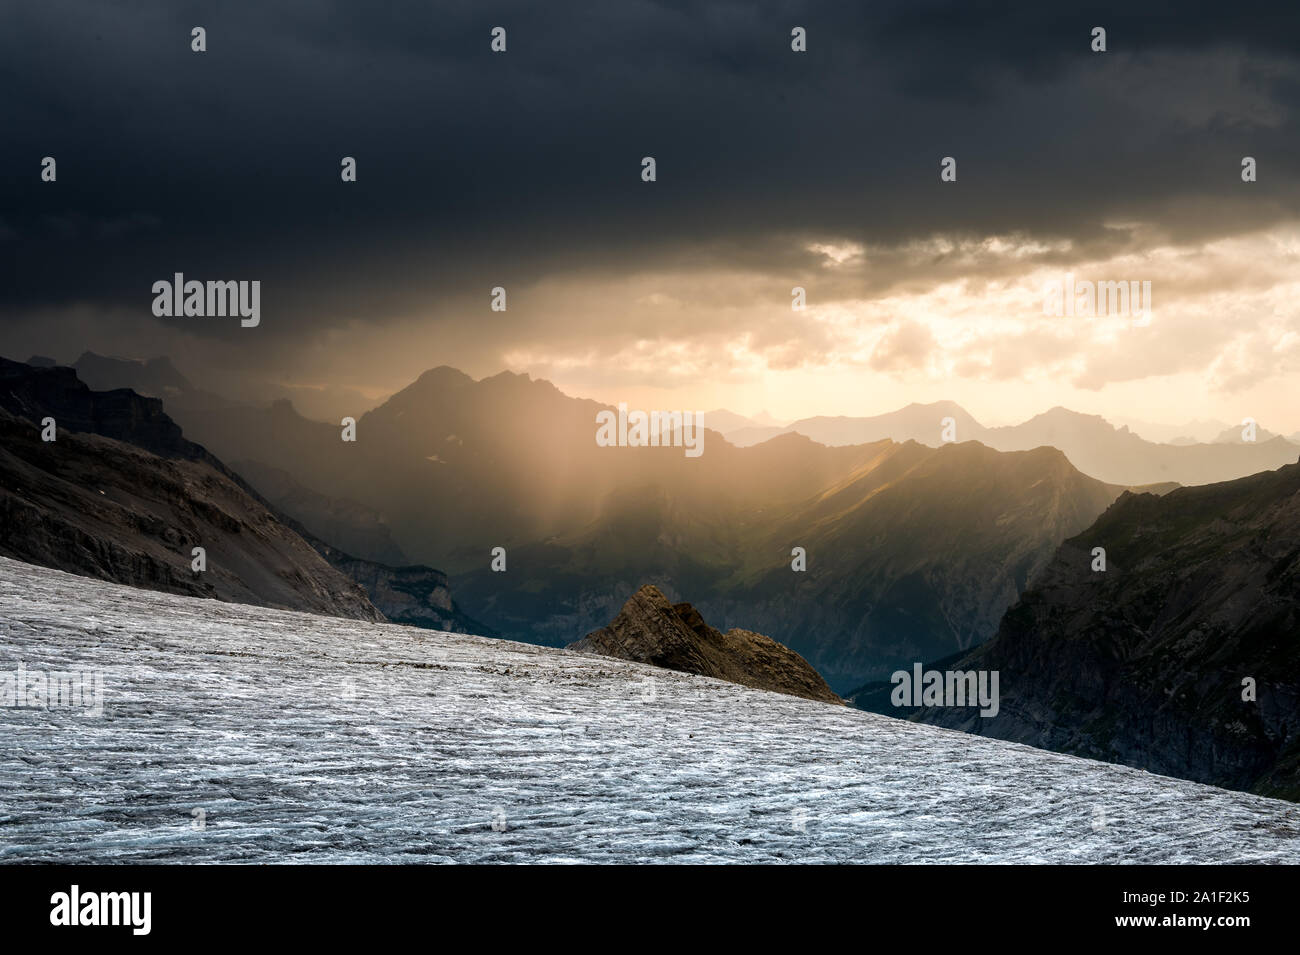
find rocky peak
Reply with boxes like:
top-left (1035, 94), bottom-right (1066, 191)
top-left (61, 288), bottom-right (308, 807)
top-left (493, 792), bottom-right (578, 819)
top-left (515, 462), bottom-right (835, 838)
top-left (568, 585), bottom-right (842, 705)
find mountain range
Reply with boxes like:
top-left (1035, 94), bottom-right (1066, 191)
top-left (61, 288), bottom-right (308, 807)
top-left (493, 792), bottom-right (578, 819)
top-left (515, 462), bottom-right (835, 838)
top-left (58, 352), bottom-right (1165, 690)
top-left (721, 401), bottom-right (1299, 487)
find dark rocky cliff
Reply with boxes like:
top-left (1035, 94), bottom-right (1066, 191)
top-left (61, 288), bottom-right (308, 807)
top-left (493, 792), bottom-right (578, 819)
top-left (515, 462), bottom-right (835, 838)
top-left (897, 460), bottom-right (1300, 800)
top-left (0, 358), bottom-right (383, 620)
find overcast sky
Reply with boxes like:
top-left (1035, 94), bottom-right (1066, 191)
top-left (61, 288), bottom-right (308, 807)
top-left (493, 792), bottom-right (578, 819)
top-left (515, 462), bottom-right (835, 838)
top-left (3, 0), bottom-right (1300, 430)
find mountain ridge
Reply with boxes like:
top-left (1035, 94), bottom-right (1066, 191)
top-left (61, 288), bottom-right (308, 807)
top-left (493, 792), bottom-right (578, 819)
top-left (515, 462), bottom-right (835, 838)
top-left (70, 353), bottom-right (1275, 691)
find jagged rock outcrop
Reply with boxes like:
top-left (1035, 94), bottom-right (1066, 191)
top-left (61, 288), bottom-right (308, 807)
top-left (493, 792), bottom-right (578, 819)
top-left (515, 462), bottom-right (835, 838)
top-left (568, 585), bottom-right (842, 704)
top-left (892, 459), bottom-right (1300, 801)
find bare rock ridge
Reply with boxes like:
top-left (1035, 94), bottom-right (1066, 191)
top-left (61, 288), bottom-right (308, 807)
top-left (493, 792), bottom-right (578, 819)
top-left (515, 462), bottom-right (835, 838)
top-left (725, 401), bottom-right (1299, 487)
top-left (0, 358), bottom-right (383, 619)
top-left (569, 585), bottom-right (843, 705)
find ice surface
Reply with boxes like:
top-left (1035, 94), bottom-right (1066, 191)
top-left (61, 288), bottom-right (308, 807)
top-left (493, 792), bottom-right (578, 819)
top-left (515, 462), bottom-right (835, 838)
top-left (2, 556), bottom-right (1298, 864)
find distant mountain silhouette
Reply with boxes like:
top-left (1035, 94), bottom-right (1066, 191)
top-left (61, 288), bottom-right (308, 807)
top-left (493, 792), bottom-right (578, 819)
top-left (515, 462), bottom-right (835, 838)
top-left (1211, 423), bottom-right (1285, 444)
top-left (1112, 415), bottom-right (1231, 445)
top-left (72, 350), bottom-right (381, 424)
top-left (727, 403), bottom-right (1298, 486)
top-left (705, 408), bottom-right (789, 434)
top-left (725, 400), bottom-right (981, 449)
top-left (702, 408), bottom-right (760, 434)
top-left (73, 352), bottom-right (194, 401)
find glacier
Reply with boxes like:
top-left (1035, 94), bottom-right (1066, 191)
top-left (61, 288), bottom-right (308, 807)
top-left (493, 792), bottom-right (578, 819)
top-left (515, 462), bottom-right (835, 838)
top-left (1, 555), bottom-right (1298, 864)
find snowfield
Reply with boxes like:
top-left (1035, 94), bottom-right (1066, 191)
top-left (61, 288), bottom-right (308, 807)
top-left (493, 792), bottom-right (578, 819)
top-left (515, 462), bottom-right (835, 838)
top-left (2, 556), bottom-right (1298, 864)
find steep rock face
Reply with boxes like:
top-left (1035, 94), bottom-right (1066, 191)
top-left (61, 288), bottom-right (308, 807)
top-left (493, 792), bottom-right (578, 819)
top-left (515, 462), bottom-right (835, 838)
top-left (0, 408), bottom-right (383, 620)
top-left (0, 358), bottom-right (383, 620)
top-left (905, 460), bottom-right (1300, 800)
top-left (714, 441), bottom-right (1123, 688)
top-left (568, 585), bottom-right (842, 705)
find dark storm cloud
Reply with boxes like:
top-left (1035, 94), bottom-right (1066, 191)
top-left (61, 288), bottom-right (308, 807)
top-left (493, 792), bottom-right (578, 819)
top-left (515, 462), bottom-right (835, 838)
top-left (2, 0), bottom-right (1299, 356)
